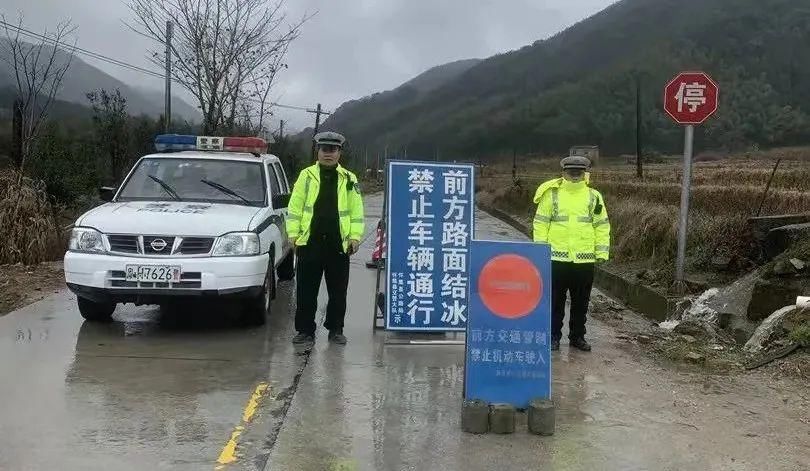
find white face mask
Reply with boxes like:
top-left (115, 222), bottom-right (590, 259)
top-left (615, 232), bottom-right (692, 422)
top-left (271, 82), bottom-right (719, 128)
top-left (563, 170), bottom-right (585, 182)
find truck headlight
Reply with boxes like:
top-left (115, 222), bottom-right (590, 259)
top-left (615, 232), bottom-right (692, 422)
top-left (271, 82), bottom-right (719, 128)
top-left (69, 227), bottom-right (106, 253)
top-left (213, 232), bottom-right (260, 256)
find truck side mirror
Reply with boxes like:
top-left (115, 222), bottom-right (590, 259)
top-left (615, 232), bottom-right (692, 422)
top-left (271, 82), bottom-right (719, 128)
top-left (272, 193), bottom-right (290, 209)
top-left (99, 186), bottom-right (116, 202)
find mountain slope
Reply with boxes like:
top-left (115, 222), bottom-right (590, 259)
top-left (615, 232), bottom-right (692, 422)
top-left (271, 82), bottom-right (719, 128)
top-left (0, 42), bottom-right (199, 121)
top-left (321, 59), bottom-right (481, 142)
top-left (323, 0), bottom-right (810, 158)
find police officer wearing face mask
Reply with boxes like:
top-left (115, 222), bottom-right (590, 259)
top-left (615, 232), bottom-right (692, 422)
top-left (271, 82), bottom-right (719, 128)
top-left (532, 156), bottom-right (610, 352)
top-left (286, 132), bottom-right (364, 345)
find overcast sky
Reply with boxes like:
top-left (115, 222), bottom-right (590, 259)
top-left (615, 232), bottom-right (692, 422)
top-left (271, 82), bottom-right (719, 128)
top-left (2, 0), bottom-right (614, 131)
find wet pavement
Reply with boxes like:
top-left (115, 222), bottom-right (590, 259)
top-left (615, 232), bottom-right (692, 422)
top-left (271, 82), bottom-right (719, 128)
top-left (1, 194), bottom-right (808, 471)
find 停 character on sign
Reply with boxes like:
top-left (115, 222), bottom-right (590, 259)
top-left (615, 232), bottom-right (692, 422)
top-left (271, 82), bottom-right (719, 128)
top-left (675, 81), bottom-right (707, 113)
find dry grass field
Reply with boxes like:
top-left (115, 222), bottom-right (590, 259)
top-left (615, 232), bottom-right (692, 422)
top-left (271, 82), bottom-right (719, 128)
top-left (477, 148), bottom-right (810, 279)
top-left (0, 169), bottom-right (64, 265)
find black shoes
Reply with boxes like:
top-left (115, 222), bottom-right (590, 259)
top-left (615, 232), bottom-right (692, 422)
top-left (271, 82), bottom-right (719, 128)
top-left (570, 337), bottom-right (592, 352)
top-left (551, 337), bottom-right (591, 351)
top-left (293, 331), bottom-right (348, 345)
top-left (328, 330), bottom-right (347, 345)
top-left (292, 333), bottom-right (315, 344)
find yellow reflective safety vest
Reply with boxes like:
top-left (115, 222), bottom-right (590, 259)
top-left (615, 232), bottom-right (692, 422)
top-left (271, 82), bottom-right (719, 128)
top-left (286, 164), bottom-right (365, 251)
top-left (532, 177), bottom-right (610, 263)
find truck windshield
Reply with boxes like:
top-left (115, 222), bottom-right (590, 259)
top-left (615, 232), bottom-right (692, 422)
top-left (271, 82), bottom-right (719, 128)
top-left (117, 158), bottom-right (266, 207)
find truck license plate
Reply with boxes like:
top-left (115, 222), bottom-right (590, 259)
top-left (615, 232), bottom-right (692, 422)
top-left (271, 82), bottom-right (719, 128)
top-left (125, 265), bottom-right (181, 283)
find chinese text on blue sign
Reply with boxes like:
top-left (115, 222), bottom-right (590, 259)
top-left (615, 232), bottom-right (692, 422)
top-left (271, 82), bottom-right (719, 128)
top-left (386, 161), bottom-right (475, 331)
top-left (464, 241), bottom-right (552, 408)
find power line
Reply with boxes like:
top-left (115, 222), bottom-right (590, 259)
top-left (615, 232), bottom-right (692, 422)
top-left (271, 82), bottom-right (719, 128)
top-left (0, 19), bottom-right (329, 114)
top-left (0, 19), bottom-right (166, 80)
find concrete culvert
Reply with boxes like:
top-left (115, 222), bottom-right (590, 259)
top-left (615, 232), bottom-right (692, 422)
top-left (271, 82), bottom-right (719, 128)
top-left (489, 403), bottom-right (516, 434)
top-left (461, 400), bottom-right (489, 434)
top-left (528, 399), bottom-right (556, 436)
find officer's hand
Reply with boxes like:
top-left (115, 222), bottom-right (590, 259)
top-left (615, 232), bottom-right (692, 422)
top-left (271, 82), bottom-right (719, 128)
top-left (288, 237), bottom-right (298, 247)
top-left (347, 239), bottom-right (360, 256)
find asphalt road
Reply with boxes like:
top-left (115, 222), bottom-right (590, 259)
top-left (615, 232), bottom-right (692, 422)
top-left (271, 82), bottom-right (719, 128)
top-left (0, 194), bottom-right (807, 471)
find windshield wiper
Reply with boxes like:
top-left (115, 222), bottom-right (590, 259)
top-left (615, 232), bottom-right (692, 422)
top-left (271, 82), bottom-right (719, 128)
top-left (148, 174), bottom-right (181, 201)
top-left (200, 179), bottom-right (251, 205)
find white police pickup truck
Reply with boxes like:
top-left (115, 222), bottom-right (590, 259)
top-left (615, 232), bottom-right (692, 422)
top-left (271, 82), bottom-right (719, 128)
top-left (64, 134), bottom-right (295, 325)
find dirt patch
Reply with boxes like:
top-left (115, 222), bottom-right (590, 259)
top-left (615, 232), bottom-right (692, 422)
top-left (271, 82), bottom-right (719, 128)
top-left (591, 292), bottom-right (746, 374)
top-left (0, 262), bottom-right (65, 315)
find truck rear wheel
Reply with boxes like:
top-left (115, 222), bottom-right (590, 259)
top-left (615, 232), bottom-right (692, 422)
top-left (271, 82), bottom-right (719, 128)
top-left (78, 297), bottom-right (115, 322)
top-left (277, 249), bottom-right (295, 281)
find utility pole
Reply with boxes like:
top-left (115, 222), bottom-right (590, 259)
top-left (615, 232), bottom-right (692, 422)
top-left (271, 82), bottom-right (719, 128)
top-left (11, 98), bottom-right (22, 168)
top-left (307, 103), bottom-right (330, 159)
top-left (164, 21), bottom-right (173, 133)
top-left (635, 75), bottom-right (643, 179)
top-left (278, 120), bottom-right (284, 140)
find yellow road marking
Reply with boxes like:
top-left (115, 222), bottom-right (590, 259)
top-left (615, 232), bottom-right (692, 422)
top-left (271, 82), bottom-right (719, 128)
top-left (216, 382), bottom-right (271, 467)
top-left (242, 383), bottom-right (269, 423)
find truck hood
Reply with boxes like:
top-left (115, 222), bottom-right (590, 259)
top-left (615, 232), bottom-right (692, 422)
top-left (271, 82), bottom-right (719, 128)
top-left (76, 201), bottom-right (262, 236)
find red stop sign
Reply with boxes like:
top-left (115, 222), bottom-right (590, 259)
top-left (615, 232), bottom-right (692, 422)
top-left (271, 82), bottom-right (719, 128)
top-left (664, 72), bottom-right (719, 125)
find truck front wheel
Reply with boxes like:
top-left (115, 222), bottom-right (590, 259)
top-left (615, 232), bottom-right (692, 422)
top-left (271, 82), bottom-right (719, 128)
top-left (77, 297), bottom-right (116, 322)
top-left (243, 257), bottom-right (274, 326)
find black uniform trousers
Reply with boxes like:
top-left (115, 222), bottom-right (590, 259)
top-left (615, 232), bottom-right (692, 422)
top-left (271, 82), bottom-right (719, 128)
top-left (551, 261), bottom-right (595, 341)
top-left (294, 237), bottom-right (350, 336)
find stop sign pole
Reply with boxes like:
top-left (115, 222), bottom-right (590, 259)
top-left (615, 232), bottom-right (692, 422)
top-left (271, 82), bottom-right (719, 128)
top-left (663, 71), bottom-right (719, 291)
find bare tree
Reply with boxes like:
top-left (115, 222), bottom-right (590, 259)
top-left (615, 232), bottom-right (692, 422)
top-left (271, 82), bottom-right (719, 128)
top-left (1, 16), bottom-right (77, 169)
top-left (127, 0), bottom-right (309, 134)
top-left (87, 89), bottom-right (130, 183)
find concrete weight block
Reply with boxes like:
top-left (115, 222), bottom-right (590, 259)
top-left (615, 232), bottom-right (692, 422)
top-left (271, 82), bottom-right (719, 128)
top-left (461, 400), bottom-right (489, 434)
top-left (528, 399), bottom-right (555, 436)
top-left (489, 403), bottom-right (516, 434)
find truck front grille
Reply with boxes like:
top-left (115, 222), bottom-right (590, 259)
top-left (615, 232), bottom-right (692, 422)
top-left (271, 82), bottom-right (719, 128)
top-left (108, 235), bottom-right (139, 254)
top-left (105, 235), bottom-right (214, 256)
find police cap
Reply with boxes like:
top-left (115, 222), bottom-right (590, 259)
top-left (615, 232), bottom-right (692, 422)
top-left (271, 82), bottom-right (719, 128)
top-left (561, 155), bottom-right (591, 170)
top-left (313, 131), bottom-right (346, 148)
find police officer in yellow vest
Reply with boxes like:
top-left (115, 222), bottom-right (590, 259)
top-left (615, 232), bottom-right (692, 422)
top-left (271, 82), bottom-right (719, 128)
top-left (287, 131), bottom-right (364, 345)
top-left (533, 156), bottom-right (610, 352)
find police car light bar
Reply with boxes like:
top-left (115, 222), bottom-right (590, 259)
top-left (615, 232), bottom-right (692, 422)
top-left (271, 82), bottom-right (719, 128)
top-left (154, 134), bottom-right (267, 154)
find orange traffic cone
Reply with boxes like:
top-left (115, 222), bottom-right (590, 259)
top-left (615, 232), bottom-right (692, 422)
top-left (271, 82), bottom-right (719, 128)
top-left (366, 220), bottom-right (386, 269)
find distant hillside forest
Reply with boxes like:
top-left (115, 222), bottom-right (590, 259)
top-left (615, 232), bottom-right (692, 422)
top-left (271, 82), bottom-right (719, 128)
top-left (320, 0), bottom-right (810, 160)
